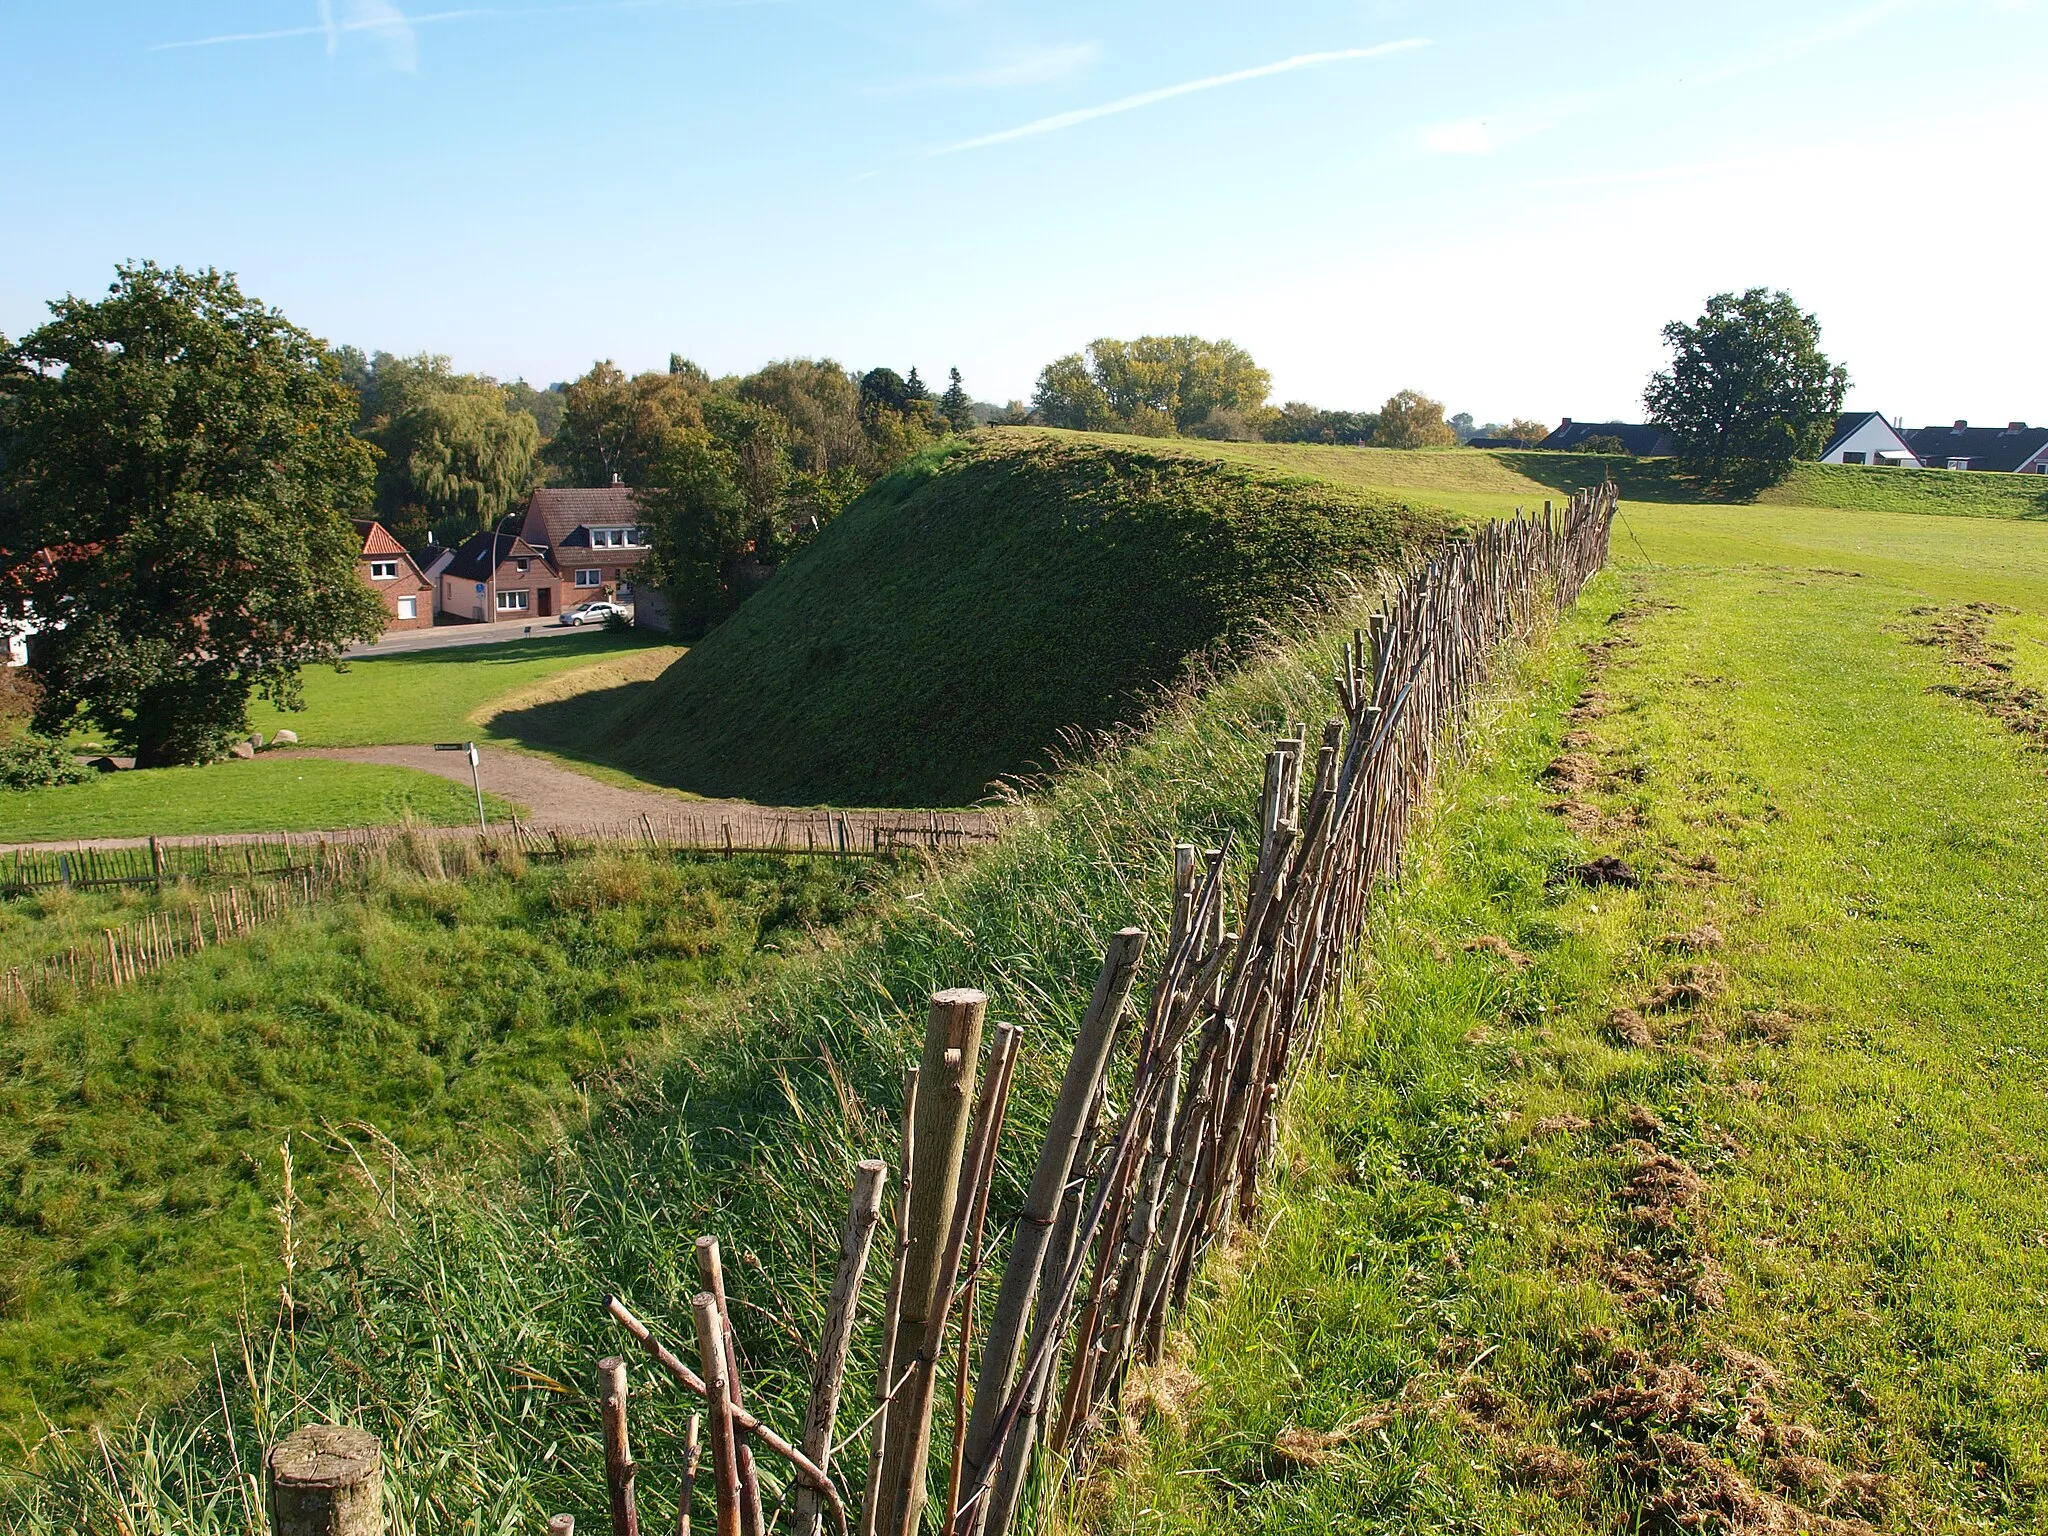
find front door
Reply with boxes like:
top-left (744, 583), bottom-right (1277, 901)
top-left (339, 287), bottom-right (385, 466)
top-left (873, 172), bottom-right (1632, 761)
top-left (537, 587), bottom-right (553, 617)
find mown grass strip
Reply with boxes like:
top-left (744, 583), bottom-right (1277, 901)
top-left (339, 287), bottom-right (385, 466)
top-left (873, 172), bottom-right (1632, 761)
top-left (1086, 550), bottom-right (2048, 1533)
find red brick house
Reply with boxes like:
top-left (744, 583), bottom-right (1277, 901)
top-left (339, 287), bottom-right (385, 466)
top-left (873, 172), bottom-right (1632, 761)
top-left (517, 486), bottom-right (654, 599)
top-left (440, 486), bottom-right (653, 623)
top-left (353, 519), bottom-right (434, 630)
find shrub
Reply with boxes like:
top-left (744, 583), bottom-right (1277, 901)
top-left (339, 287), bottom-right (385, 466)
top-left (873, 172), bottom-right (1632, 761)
top-left (0, 733), bottom-right (91, 790)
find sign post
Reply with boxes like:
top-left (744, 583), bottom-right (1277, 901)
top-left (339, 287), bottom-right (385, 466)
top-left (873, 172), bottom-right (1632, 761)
top-left (435, 741), bottom-right (487, 831)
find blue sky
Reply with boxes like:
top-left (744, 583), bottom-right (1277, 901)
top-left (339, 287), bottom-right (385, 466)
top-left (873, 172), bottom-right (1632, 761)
top-left (3, 1), bottom-right (2043, 426)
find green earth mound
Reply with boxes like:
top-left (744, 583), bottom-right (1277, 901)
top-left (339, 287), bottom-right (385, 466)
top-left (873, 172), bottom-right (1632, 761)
top-left (560, 432), bottom-right (1451, 805)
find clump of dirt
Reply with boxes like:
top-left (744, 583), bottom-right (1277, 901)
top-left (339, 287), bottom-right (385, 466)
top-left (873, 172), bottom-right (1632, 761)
top-left (1270, 1408), bottom-right (1395, 1468)
top-left (1902, 602), bottom-right (2048, 749)
top-left (1546, 798), bottom-right (1606, 834)
top-left (1542, 752), bottom-right (1600, 793)
top-left (1620, 1433), bottom-right (1878, 1535)
top-left (1646, 962), bottom-right (1728, 1011)
top-left (1660, 922), bottom-right (1725, 952)
top-left (1625, 1104), bottom-right (1665, 1136)
top-left (1533, 1113), bottom-right (1591, 1137)
top-left (1610, 1006), bottom-right (1656, 1048)
top-left (1560, 728), bottom-right (1596, 750)
top-left (1736, 1007), bottom-right (1799, 1044)
top-left (1504, 1442), bottom-right (1590, 1496)
top-left (1560, 854), bottom-right (1640, 889)
top-left (1622, 1144), bottom-right (1705, 1226)
top-left (1568, 689), bottom-right (1610, 720)
top-left (1462, 935), bottom-right (1532, 969)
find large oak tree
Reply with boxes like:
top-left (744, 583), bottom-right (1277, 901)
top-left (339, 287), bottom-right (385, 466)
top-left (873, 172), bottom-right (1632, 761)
top-left (0, 263), bottom-right (386, 766)
top-left (1644, 288), bottom-right (1848, 494)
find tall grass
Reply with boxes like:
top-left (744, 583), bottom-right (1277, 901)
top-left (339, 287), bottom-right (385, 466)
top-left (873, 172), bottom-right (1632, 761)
top-left (6, 602), bottom-right (1369, 1533)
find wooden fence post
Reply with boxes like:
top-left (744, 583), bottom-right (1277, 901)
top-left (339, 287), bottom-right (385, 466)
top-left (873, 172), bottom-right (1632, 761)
top-left (598, 1357), bottom-right (640, 1536)
top-left (871, 988), bottom-right (987, 1536)
top-left (265, 1424), bottom-right (383, 1536)
top-left (794, 1159), bottom-right (888, 1536)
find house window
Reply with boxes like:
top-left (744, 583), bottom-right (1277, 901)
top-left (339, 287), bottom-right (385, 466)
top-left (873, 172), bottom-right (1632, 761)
top-left (497, 590), bottom-right (529, 611)
top-left (370, 559), bottom-right (399, 579)
top-left (515, 558), bottom-right (530, 573)
top-left (1841, 451), bottom-right (1865, 465)
top-left (397, 596), bottom-right (417, 620)
top-left (1947, 457), bottom-right (1971, 470)
top-left (591, 528), bottom-right (645, 549)
top-left (576, 568), bottom-right (603, 587)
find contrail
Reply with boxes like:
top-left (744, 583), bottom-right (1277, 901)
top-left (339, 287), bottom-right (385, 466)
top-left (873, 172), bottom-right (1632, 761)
top-left (931, 39), bottom-right (1430, 156)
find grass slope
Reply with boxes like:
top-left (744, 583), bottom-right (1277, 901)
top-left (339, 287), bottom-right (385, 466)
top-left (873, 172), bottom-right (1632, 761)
top-left (1090, 499), bottom-right (2048, 1532)
top-left (0, 850), bottom-right (871, 1438)
top-left (0, 758), bottom-right (514, 843)
top-left (11, 606), bottom-right (1351, 1529)
top-left (498, 435), bottom-right (1447, 807)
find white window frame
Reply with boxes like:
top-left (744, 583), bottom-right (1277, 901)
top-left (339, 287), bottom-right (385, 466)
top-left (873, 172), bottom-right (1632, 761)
top-left (576, 568), bottom-right (603, 587)
top-left (497, 589), bottom-right (529, 611)
top-left (396, 596), bottom-right (417, 620)
top-left (369, 559), bottom-right (399, 580)
top-left (1947, 457), bottom-right (1970, 471)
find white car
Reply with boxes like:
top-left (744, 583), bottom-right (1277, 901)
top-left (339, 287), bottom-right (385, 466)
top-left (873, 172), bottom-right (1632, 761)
top-left (560, 599), bottom-right (629, 627)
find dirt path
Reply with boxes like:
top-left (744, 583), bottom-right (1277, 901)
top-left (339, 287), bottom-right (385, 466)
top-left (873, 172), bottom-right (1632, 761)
top-left (0, 747), bottom-right (1004, 853)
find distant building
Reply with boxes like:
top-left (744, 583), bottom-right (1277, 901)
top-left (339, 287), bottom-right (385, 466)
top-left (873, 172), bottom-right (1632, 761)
top-left (436, 485), bottom-right (655, 623)
top-left (1536, 419), bottom-right (1676, 456)
top-left (1816, 412), bottom-right (1920, 467)
top-left (352, 519), bottom-right (435, 631)
top-left (1898, 421), bottom-right (2048, 474)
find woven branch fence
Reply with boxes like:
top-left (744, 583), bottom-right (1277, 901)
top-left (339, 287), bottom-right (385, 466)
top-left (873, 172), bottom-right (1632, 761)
top-left (256, 486), bottom-right (1617, 1536)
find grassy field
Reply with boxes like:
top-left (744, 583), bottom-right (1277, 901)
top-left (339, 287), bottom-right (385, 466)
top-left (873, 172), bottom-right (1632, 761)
top-left (0, 848), bottom-right (874, 1441)
top-left (248, 631), bottom-right (677, 748)
top-left (0, 757), bottom-right (515, 843)
top-left (1130, 434), bottom-right (2048, 522)
top-left (1084, 487), bottom-right (2048, 1531)
top-left (499, 435), bottom-right (1449, 807)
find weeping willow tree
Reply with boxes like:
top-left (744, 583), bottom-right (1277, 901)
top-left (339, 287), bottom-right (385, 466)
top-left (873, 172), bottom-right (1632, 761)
top-left (348, 353), bottom-right (542, 545)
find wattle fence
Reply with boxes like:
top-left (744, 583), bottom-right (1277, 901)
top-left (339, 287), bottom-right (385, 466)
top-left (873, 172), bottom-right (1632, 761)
top-left (250, 484), bottom-right (1618, 1536)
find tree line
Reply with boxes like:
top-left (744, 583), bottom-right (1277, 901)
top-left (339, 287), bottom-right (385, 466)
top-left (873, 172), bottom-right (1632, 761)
top-left (0, 264), bottom-right (1848, 769)
top-left (1026, 335), bottom-right (1547, 450)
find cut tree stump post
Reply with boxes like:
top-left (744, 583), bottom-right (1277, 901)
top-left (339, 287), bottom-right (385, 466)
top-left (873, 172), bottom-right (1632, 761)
top-left (548, 1519), bottom-right (575, 1536)
top-left (694, 1292), bottom-right (743, 1536)
top-left (265, 1423), bottom-right (384, 1536)
top-left (599, 1357), bottom-right (641, 1536)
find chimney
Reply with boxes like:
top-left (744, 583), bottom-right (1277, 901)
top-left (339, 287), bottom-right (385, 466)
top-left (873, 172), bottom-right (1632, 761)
top-left (1953, 420), bottom-right (1968, 431)
top-left (1561, 417), bottom-right (1572, 426)
top-left (2007, 422), bottom-right (2028, 432)
top-left (611, 471), bottom-right (622, 486)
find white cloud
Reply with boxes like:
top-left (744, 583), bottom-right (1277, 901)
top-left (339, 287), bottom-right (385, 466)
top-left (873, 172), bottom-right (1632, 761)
top-left (930, 39), bottom-right (1430, 156)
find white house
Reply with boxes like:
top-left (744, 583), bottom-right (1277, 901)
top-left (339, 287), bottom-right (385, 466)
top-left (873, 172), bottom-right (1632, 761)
top-left (1817, 412), bottom-right (1920, 467)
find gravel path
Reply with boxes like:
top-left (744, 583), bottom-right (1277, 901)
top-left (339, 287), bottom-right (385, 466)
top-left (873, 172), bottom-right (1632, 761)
top-left (0, 746), bottom-right (1003, 852)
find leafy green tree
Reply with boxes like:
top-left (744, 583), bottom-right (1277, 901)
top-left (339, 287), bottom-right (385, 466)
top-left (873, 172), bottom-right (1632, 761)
top-left (940, 367), bottom-right (974, 432)
top-left (1644, 288), bottom-right (1848, 493)
top-left (0, 263), bottom-right (385, 766)
top-left (546, 361), bottom-right (705, 486)
top-left (1033, 336), bottom-right (1271, 435)
top-left (736, 359), bottom-right (864, 473)
top-left (1031, 354), bottom-right (1112, 430)
top-left (380, 384), bottom-right (539, 543)
top-left (1376, 389), bottom-right (1458, 449)
top-left (639, 428), bottom-right (749, 628)
top-left (1264, 402), bottom-right (1377, 444)
top-left (502, 378), bottom-right (567, 441)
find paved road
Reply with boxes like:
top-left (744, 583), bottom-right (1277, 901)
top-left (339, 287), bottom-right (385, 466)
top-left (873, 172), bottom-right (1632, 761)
top-left (345, 619), bottom-right (631, 658)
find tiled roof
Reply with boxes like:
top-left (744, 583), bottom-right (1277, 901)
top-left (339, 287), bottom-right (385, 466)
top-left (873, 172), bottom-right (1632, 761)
top-left (519, 487), bottom-right (644, 549)
top-left (443, 524), bottom-right (557, 582)
top-left (1537, 420), bottom-right (1675, 456)
top-left (1899, 422), bottom-right (2048, 473)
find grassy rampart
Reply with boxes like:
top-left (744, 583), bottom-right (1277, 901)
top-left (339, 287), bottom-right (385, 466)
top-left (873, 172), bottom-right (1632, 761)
top-left (496, 434), bottom-right (1448, 806)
